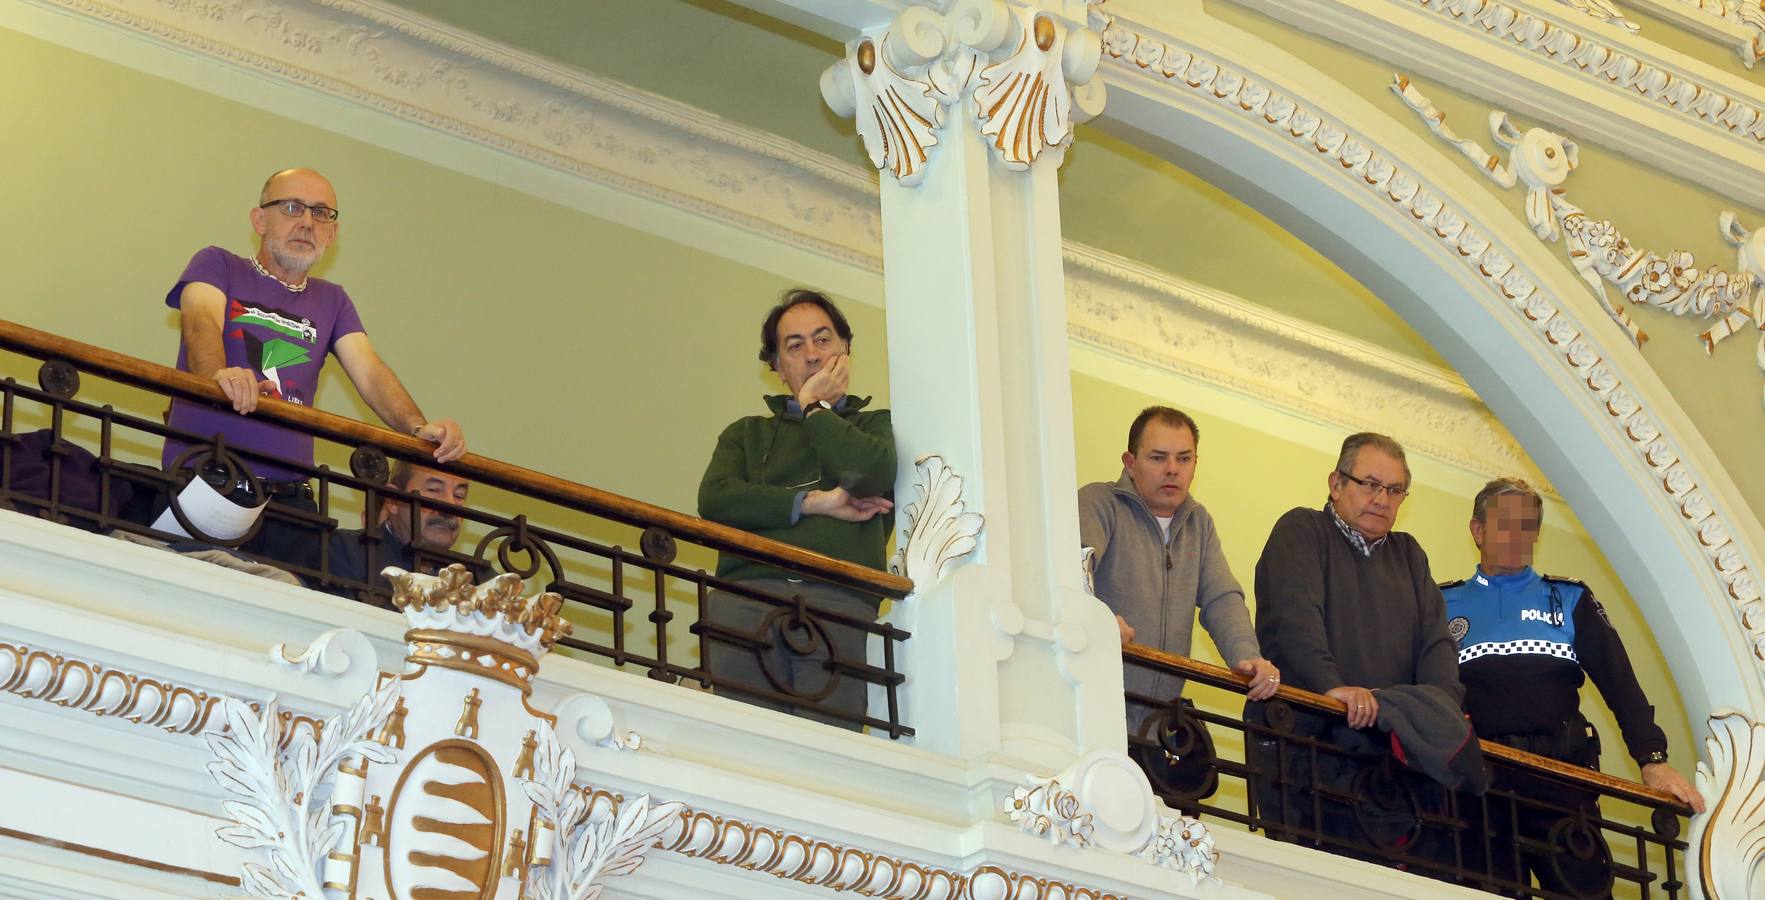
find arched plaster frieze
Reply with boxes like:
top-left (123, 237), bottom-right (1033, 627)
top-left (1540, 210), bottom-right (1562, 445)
top-left (1090, 8), bottom-right (1765, 720)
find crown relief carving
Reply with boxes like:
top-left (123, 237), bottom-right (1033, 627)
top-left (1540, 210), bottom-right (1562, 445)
top-left (1392, 76), bottom-right (1765, 404)
top-left (820, 0), bottom-right (1105, 185)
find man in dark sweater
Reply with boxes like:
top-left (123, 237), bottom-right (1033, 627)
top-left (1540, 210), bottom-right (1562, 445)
top-left (1443, 477), bottom-right (1702, 895)
top-left (327, 461), bottom-right (470, 603)
top-left (697, 290), bottom-right (896, 730)
top-left (1248, 432), bottom-right (1465, 868)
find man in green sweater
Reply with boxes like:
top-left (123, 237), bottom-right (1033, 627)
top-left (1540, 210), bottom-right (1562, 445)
top-left (697, 290), bottom-right (896, 730)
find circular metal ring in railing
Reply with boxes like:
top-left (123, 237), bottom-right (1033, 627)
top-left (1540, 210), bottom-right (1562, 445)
top-left (1264, 697), bottom-right (1297, 734)
top-left (1650, 805), bottom-right (1682, 839)
top-left (163, 442), bottom-right (267, 548)
top-left (350, 445), bottom-right (389, 484)
top-left (640, 526), bottom-right (677, 564)
top-left (471, 515), bottom-right (563, 587)
top-left (1544, 812), bottom-right (1614, 899)
top-left (1133, 701), bottom-right (1220, 802)
top-left (755, 600), bottom-right (839, 703)
top-left (1350, 764), bottom-right (1423, 853)
top-left (37, 359), bottom-right (80, 399)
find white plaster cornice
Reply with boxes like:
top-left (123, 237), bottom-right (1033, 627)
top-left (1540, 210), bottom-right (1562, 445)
top-left (1215, 0), bottom-right (1765, 210)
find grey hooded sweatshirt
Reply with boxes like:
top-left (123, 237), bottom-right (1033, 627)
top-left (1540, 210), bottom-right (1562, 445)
top-left (1078, 471), bottom-right (1261, 702)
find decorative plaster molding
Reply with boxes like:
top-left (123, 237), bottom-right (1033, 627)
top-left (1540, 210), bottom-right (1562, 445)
top-left (1392, 77), bottom-right (1765, 400)
top-left (38, 0), bottom-right (886, 270)
top-left (1631, 0), bottom-right (1765, 69)
top-left (819, 0), bottom-right (1105, 184)
top-left (889, 453), bottom-right (986, 588)
top-left (269, 627), bottom-right (375, 679)
top-left (1555, 0), bottom-right (1641, 32)
top-left (206, 684), bottom-right (399, 898)
top-left (1402, 0), bottom-right (1765, 144)
top-left (523, 725), bottom-right (682, 900)
top-left (1690, 709), bottom-right (1765, 900)
top-left (0, 639), bottom-right (324, 741)
top-left (1006, 776), bottom-right (1096, 848)
top-left (1096, 16), bottom-right (1765, 669)
top-left (662, 802), bottom-right (1128, 900)
top-left (1062, 245), bottom-right (1550, 490)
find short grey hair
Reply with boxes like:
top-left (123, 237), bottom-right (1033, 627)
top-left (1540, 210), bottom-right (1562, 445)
top-left (1472, 477), bottom-right (1543, 526)
top-left (1335, 432), bottom-right (1411, 485)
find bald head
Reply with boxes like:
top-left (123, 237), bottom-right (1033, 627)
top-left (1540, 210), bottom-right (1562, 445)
top-left (251, 168), bottom-right (338, 281)
top-left (259, 168), bottom-right (335, 205)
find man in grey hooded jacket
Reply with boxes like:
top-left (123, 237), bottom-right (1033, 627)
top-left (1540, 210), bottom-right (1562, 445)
top-left (1079, 406), bottom-right (1281, 734)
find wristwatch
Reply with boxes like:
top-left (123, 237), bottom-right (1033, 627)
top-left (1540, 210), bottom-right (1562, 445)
top-left (1640, 750), bottom-right (1668, 766)
top-left (804, 399), bottom-right (833, 417)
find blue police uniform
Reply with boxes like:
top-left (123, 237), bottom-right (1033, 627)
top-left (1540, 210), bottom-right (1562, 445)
top-left (1441, 566), bottom-right (1669, 898)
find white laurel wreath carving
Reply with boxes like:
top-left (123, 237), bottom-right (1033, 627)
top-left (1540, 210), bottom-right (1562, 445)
top-left (888, 453), bottom-right (985, 588)
top-left (522, 724), bottom-right (684, 900)
top-left (1689, 709), bottom-right (1765, 900)
top-left (206, 682), bottom-right (401, 898)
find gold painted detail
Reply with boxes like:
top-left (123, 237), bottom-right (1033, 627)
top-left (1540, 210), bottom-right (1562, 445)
top-left (1688, 710), bottom-right (1765, 900)
top-left (454, 687), bottom-right (483, 739)
top-left (390, 565), bottom-right (572, 655)
top-left (208, 683), bottom-right (401, 898)
top-left (0, 640), bottom-right (321, 744)
top-left (386, 740), bottom-right (504, 900)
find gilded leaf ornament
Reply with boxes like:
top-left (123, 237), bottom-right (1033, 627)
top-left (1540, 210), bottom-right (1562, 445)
top-left (889, 453), bottom-right (985, 588)
top-left (1688, 710), bottom-right (1765, 900)
top-left (821, 1), bottom-right (1105, 184)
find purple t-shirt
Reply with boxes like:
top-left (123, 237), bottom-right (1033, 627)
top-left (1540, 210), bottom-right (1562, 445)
top-left (162, 246), bottom-right (365, 480)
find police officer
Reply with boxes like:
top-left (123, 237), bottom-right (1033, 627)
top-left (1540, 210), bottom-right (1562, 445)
top-left (1442, 477), bottom-right (1703, 896)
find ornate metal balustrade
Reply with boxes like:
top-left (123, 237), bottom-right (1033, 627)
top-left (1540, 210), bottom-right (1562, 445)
top-left (1124, 645), bottom-right (1691, 899)
top-left (0, 319), bottom-right (915, 736)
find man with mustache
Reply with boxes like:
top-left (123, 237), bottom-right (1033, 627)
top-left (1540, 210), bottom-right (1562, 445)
top-left (157, 168), bottom-right (464, 576)
top-left (1078, 406), bottom-right (1279, 794)
top-left (697, 289), bottom-right (895, 731)
top-left (327, 460), bottom-right (470, 601)
top-left (1248, 432), bottom-right (1467, 868)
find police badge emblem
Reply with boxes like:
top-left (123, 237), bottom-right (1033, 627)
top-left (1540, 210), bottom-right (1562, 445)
top-left (1448, 615), bottom-right (1470, 647)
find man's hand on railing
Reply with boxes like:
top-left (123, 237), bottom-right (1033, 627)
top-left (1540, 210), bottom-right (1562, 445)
top-left (1326, 685), bottom-right (1380, 728)
top-left (1236, 657), bottom-right (1282, 701)
top-left (1642, 762), bottom-right (1706, 814)
top-left (1116, 615), bottom-right (1136, 646)
top-left (414, 418), bottom-right (467, 463)
top-left (214, 366), bottom-right (278, 414)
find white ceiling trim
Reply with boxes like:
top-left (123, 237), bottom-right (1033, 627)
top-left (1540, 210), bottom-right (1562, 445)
top-left (1218, 0), bottom-right (1765, 210)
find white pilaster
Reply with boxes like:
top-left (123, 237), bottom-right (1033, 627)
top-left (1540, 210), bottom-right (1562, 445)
top-left (823, 0), bottom-right (1120, 768)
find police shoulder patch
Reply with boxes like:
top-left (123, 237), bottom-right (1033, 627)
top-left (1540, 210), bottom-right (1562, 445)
top-left (1540, 573), bottom-right (1589, 591)
top-left (1447, 616), bottom-right (1470, 646)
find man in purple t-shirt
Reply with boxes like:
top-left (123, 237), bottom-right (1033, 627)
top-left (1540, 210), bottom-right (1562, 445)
top-left (157, 167), bottom-right (465, 576)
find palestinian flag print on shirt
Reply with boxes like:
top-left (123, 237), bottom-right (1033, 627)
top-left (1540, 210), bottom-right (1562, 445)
top-left (227, 299), bottom-right (316, 405)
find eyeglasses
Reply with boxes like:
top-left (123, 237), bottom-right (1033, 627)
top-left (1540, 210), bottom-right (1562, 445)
top-left (1336, 470), bottom-right (1410, 499)
top-left (260, 198), bottom-right (340, 224)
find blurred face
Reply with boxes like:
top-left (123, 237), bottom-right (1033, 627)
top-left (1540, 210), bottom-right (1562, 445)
top-left (251, 170), bottom-right (338, 277)
top-left (1471, 493), bottom-right (1541, 575)
top-left (1327, 447), bottom-right (1409, 541)
top-left (1123, 421), bottom-right (1197, 518)
top-left (383, 469), bottom-right (470, 549)
top-left (772, 302), bottom-right (848, 396)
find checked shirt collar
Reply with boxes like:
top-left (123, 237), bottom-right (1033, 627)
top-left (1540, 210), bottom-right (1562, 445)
top-left (1326, 500), bottom-right (1386, 559)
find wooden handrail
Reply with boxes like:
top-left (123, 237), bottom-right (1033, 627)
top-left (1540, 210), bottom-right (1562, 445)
top-left (0, 319), bottom-right (915, 599)
top-left (1123, 643), bottom-right (1694, 815)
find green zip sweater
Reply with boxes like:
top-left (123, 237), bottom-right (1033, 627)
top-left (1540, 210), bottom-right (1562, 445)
top-left (697, 395), bottom-right (895, 587)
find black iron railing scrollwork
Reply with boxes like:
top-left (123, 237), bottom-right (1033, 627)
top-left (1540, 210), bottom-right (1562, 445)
top-left (0, 319), bottom-right (914, 737)
top-left (1125, 644), bottom-right (1690, 899)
